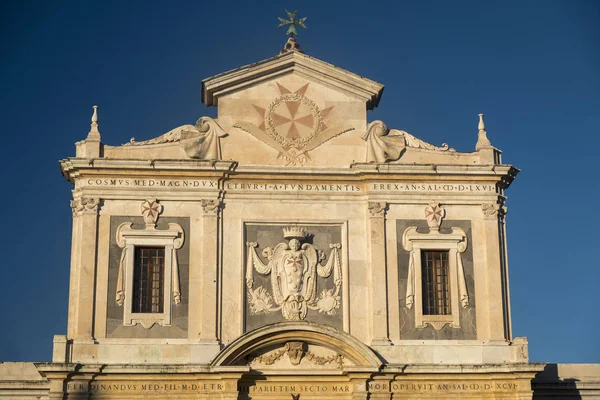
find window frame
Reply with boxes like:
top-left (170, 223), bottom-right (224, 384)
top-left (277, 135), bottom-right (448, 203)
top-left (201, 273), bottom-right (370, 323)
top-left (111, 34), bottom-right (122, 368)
top-left (402, 226), bottom-right (468, 330)
top-left (132, 246), bottom-right (166, 314)
top-left (421, 249), bottom-right (451, 316)
top-left (116, 222), bottom-right (184, 329)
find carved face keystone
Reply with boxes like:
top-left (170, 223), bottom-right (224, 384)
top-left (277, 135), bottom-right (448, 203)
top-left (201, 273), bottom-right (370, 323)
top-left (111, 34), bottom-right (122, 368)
top-left (284, 341), bottom-right (306, 366)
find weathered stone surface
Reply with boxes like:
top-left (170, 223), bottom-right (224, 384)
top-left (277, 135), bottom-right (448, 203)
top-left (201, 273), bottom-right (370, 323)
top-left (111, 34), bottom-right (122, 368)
top-left (4, 32), bottom-right (597, 400)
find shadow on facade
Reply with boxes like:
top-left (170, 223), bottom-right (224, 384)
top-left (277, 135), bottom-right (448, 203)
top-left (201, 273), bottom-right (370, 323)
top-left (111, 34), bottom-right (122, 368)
top-left (238, 374), bottom-right (267, 400)
top-left (532, 363), bottom-right (581, 399)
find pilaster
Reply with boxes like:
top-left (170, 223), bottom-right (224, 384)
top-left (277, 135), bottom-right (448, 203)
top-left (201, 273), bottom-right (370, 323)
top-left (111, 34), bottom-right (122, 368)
top-left (481, 201), bottom-right (509, 341)
top-left (367, 202), bottom-right (390, 345)
top-left (35, 363), bottom-right (78, 400)
top-left (217, 371), bottom-right (247, 400)
top-left (199, 198), bottom-right (221, 342)
top-left (68, 197), bottom-right (100, 341)
top-left (368, 376), bottom-right (392, 400)
top-left (349, 373), bottom-right (372, 400)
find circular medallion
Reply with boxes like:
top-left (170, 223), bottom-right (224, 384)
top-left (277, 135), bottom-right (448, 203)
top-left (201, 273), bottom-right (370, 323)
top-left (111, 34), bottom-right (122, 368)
top-left (266, 93), bottom-right (323, 149)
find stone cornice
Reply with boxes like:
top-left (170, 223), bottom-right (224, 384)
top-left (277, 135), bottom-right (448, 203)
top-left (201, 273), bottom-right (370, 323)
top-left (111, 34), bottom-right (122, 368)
top-left (34, 362), bottom-right (249, 375)
top-left (382, 362), bottom-right (546, 374)
top-left (59, 158), bottom-right (519, 190)
top-left (201, 51), bottom-right (384, 110)
top-left (61, 158), bottom-right (517, 182)
top-left (59, 159), bottom-right (238, 183)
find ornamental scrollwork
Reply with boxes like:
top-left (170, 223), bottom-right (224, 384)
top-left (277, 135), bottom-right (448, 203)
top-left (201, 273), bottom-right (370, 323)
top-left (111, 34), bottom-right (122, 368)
top-left (250, 341), bottom-right (343, 369)
top-left (70, 197), bottom-right (100, 217)
top-left (123, 116), bottom-right (227, 161)
top-left (115, 199), bottom-right (184, 313)
top-left (482, 202), bottom-right (507, 222)
top-left (362, 120), bottom-right (455, 163)
top-left (201, 199), bottom-right (221, 215)
top-left (368, 202), bottom-right (386, 217)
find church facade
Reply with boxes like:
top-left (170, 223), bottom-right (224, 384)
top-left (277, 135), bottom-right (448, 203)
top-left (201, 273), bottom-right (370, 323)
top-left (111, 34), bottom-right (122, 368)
top-left (1, 37), bottom-right (598, 399)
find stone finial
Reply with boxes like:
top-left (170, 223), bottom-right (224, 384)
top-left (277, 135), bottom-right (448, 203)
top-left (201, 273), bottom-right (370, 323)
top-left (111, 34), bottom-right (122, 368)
top-left (280, 36), bottom-right (303, 54)
top-left (87, 105), bottom-right (101, 140)
top-left (475, 113), bottom-right (492, 151)
top-left (478, 113), bottom-right (485, 131)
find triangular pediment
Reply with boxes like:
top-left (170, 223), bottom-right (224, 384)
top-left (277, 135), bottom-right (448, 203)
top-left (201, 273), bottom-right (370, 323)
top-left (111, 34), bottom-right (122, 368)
top-left (86, 50), bottom-right (496, 169)
top-left (199, 52), bottom-right (384, 167)
top-left (202, 51), bottom-right (384, 109)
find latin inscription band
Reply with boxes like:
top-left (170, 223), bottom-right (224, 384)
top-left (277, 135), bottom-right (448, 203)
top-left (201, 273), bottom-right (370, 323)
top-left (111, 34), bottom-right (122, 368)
top-left (82, 178), bottom-right (495, 194)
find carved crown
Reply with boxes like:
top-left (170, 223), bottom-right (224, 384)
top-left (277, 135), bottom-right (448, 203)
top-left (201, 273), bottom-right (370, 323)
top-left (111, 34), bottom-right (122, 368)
top-left (283, 226), bottom-right (307, 240)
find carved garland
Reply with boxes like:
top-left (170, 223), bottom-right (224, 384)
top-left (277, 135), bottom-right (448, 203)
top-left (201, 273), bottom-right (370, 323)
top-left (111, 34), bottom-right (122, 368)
top-left (250, 341), bottom-right (344, 369)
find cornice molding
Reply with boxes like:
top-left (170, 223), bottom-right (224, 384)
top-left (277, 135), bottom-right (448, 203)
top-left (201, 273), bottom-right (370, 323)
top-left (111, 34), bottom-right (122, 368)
top-left (59, 157), bottom-right (518, 188)
top-left (201, 51), bottom-right (384, 110)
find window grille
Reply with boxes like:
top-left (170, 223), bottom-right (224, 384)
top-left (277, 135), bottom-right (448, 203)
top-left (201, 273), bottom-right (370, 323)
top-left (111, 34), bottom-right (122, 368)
top-left (133, 247), bottom-right (165, 313)
top-left (421, 250), bottom-right (451, 315)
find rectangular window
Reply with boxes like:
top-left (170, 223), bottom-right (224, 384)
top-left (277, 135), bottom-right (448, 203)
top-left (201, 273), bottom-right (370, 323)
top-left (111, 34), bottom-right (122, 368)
top-left (132, 247), bottom-right (165, 313)
top-left (421, 250), bottom-right (451, 315)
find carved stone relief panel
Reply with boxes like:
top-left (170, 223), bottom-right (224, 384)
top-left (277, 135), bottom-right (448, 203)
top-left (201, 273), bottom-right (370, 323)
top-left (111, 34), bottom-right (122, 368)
top-left (244, 223), bottom-right (343, 332)
top-left (247, 341), bottom-right (345, 370)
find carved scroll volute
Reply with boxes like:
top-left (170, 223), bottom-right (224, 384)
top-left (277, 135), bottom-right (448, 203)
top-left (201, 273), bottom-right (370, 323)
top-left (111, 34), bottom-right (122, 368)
top-left (368, 202), bottom-right (387, 218)
top-left (482, 202), bottom-right (507, 222)
top-left (81, 197), bottom-right (99, 214)
top-left (453, 227), bottom-right (468, 254)
top-left (452, 227), bottom-right (469, 309)
top-left (122, 116), bottom-right (227, 161)
top-left (70, 199), bottom-right (83, 218)
top-left (402, 226), bottom-right (418, 309)
top-left (71, 197), bottom-right (100, 217)
top-left (116, 222), bottom-right (133, 249)
top-left (362, 120), bottom-right (405, 163)
top-left (402, 226), bottom-right (417, 253)
top-left (188, 116), bottom-right (228, 160)
top-left (115, 221), bottom-right (132, 306)
top-left (201, 199), bottom-right (221, 215)
top-left (169, 223), bottom-right (185, 250)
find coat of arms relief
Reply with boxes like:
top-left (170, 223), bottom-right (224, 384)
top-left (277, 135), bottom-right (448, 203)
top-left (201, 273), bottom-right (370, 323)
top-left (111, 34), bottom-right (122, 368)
top-left (245, 226), bottom-right (342, 321)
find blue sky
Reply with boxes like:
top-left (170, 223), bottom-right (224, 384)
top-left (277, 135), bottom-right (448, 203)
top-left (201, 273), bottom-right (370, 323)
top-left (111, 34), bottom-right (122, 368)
top-left (0, 0), bottom-right (598, 363)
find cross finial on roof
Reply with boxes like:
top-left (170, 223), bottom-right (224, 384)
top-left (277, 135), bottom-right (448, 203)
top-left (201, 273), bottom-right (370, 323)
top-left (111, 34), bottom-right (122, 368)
top-left (278, 10), bottom-right (307, 38)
